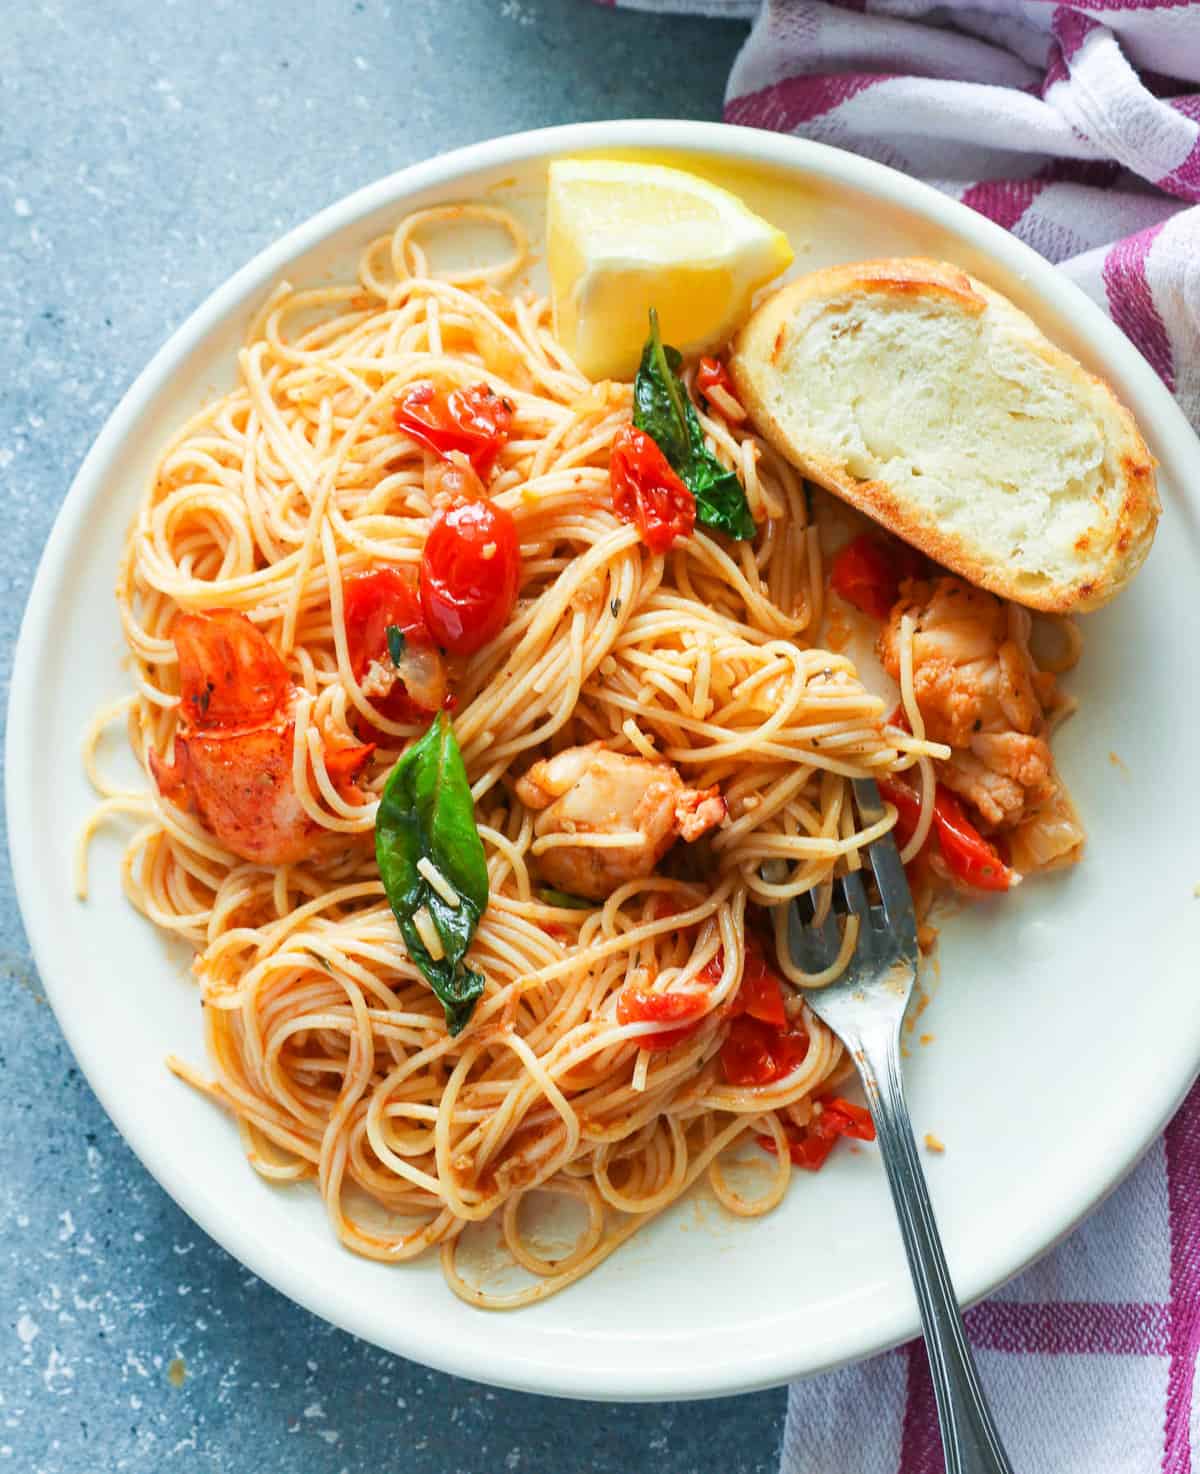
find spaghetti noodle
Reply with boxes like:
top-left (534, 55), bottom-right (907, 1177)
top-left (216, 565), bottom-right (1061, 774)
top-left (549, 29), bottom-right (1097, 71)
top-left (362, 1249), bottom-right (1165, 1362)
top-left (80, 205), bottom-right (1034, 1307)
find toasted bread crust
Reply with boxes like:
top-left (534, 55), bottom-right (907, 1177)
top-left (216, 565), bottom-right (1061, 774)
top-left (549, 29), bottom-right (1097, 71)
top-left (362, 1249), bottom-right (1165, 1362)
top-left (730, 258), bottom-right (1159, 614)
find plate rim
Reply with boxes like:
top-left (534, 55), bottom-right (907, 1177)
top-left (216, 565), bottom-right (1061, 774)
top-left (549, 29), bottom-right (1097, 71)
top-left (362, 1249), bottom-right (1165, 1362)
top-left (9, 118), bottom-right (1200, 1401)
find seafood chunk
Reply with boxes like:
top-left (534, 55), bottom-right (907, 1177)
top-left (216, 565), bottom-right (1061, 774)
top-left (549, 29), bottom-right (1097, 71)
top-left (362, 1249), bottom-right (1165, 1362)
top-left (879, 577), bottom-right (1074, 841)
top-left (940, 732), bottom-right (1056, 829)
top-left (878, 577), bottom-right (1042, 747)
top-left (150, 610), bottom-right (372, 865)
top-left (516, 744), bottom-right (725, 899)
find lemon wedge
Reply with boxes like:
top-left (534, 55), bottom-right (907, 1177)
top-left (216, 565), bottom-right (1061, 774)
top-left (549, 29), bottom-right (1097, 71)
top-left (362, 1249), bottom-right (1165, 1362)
top-left (547, 158), bottom-right (794, 382)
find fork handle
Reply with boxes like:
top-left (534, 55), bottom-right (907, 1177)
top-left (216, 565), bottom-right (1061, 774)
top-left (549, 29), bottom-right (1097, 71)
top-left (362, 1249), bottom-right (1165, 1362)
top-left (854, 1021), bottom-right (1015, 1474)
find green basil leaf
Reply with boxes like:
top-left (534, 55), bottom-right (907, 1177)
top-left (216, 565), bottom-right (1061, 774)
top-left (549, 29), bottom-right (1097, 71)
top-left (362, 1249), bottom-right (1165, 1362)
top-left (680, 403), bottom-right (757, 540)
top-left (633, 310), bottom-right (691, 468)
top-left (385, 623), bottom-right (406, 666)
top-left (375, 712), bottom-right (489, 1035)
top-left (538, 886), bottom-right (596, 911)
top-left (632, 310), bottom-right (755, 542)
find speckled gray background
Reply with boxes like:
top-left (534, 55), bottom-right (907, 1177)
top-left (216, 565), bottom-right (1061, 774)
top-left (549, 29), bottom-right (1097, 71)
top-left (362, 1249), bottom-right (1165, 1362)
top-left (0, 2), bottom-right (800, 1471)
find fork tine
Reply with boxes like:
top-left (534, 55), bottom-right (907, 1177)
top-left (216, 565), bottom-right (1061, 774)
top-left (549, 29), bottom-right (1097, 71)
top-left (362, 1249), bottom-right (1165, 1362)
top-left (837, 869), bottom-right (877, 955)
top-left (851, 777), bottom-right (885, 825)
top-left (838, 868), bottom-right (870, 920)
top-left (852, 778), bottom-right (918, 940)
top-left (787, 894), bottom-right (842, 971)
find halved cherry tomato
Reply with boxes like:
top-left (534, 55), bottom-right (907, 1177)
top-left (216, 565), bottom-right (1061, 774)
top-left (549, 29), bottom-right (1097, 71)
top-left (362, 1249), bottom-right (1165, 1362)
top-left (343, 569), bottom-right (446, 725)
top-left (623, 931), bottom-right (791, 1058)
top-left (609, 424), bottom-right (695, 554)
top-left (829, 535), bottom-right (902, 619)
top-left (878, 776), bottom-right (1016, 892)
top-left (734, 937), bottom-right (789, 1028)
top-left (877, 775), bottom-right (923, 852)
top-left (393, 380), bottom-right (513, 476)
top-left (932, 787), bottom-right (1016, 892)
top-left (760, 1095), bottom-right (876, 1170)
top-left (617, 986), bottom-right (709, 1052)
top-left (829, 534), bottom-right (926, 620)
top-left (701, 936), bottom-right (789, 1029)
top-left (720, 1015), bottom-right (809, 1087)
top-left (696, 356), bottom-right (737, 403)
top-left (419, 498), bottom-right (521, 656)
top-left (819, 1096), bottom-right (875, 1141)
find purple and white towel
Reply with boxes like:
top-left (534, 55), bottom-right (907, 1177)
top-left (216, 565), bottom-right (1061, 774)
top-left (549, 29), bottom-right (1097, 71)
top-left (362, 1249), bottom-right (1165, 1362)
top-left (601, 0), bottom-right (1200, 439)
top-left (594, 2), bottom-right (1200, 1468)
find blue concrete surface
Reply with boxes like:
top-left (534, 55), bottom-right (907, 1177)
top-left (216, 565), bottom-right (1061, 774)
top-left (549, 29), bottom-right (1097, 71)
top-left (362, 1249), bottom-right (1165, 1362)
top-left (0, 3), bottom-right (795, 1471)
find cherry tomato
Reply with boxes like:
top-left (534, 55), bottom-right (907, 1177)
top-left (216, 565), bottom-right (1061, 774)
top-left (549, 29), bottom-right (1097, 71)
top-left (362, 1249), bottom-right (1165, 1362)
top-left (932, 787), bottom-right (1015, 892)
top-left (720, 1015), bottom-right (809, 1087)
top-left (617, 986), bottom-right (709, 1052)
top-left (736, 937), bottom-right (787, 1027)
top-left (878, 777), bottom-right (1016, 892)
top-left (343, 569), bottom-right (446, 724)
top-left (819, 1097), bottom-right (875, 1141)
top-left (609, 424), bottom-right (695, 554)
top-left (829, 534), bottom-right (927, 620)
top-left (829, 535), bottom-right (903, 619)
top-left (877, 775), bottom-right (924, 852)
top-left (702, 937), bottom-right (789, 1028)
top-left (172, 608), bottom-right (291, 730)
top-left (696, 356), bottom-right (738, 405)
top-left (758, 1095), bottom-right (876, 1170)
top-left (393, 380), bottom-right (513, 476)
top-left (419, 498), bottom-right (520, 656)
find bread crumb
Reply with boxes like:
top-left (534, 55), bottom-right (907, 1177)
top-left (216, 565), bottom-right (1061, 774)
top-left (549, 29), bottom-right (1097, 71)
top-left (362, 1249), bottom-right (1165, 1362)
top-left (924, 1133), bottom-right (945, 1154)
top-left (919, 1032), bottom-right (935, 1046)
top-left (1109, 750), bottom-right (1128, 773)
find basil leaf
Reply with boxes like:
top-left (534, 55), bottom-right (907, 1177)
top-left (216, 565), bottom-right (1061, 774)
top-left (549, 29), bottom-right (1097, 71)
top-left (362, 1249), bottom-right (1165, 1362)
top-left (633, 312), bottom-right (691, 468)
top-left (680, 419), bottom-right (756, 541)
top-left (632, 310), bottom-right (755, 542)
top-left (385, 623), bottom-right (406, 666)
top-left (375, 712), bottom-right (489, 1035)
top-left (538, 886), bottom-right (595, 911)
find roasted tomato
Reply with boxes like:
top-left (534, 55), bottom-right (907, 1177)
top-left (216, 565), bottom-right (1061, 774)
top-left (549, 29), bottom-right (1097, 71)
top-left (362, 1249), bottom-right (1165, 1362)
top-left (929, 787), bottom-right (1017, 892)
top-left (393, 380), bottom-right (513, 476)
top-left (609, 424), bottom-right (695, 554)
top-left (149, 609), bottom-right (372, 866)
top-left (877, 776), bottom-right (1016, 892)
top-left (419, 498), bottom-right (521, 656)
top-left (617, 986), bottom-right (710, 1052)
top-left (720, 1014), bottom-right (809, 1087)
top-left (696, 356), bottom-right (737, 405)
top-left (760, 1096), bottom-right (876, 1171)
top-left (700, 936), bottom-right (789, 1029)
top-left (731, 937), bottom-right (789, 1028)
top-left (829, 533), bottom-right (926, 620)
top-left (343, 568), bottom-right (447, 726)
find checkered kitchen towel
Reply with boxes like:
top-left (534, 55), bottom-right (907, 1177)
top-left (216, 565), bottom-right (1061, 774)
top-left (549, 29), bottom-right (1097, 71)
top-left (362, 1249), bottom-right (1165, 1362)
top-left (593, 3), bottom-right (1200, 1469)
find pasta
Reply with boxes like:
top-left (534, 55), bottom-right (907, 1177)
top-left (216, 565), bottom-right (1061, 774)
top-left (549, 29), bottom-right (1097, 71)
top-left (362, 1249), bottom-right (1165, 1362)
top-left (81, 204), bottom-right (1064, 1307)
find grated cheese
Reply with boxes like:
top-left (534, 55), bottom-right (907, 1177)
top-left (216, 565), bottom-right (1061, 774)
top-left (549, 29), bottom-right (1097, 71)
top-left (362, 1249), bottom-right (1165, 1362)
top-left (417, 855), bottom-right (461, 909)
top-left (413, 906), bottom-right (445, 960)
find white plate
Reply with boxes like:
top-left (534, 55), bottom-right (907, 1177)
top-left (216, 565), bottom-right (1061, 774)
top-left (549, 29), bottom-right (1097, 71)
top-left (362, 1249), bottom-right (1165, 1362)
top-left (9, 121), bottom-right (1200, 1402)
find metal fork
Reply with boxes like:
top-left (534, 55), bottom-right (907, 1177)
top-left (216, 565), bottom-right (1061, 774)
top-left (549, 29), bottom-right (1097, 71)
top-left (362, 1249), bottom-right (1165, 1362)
top-left (789, 778), bottom-right (1015, 1474)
